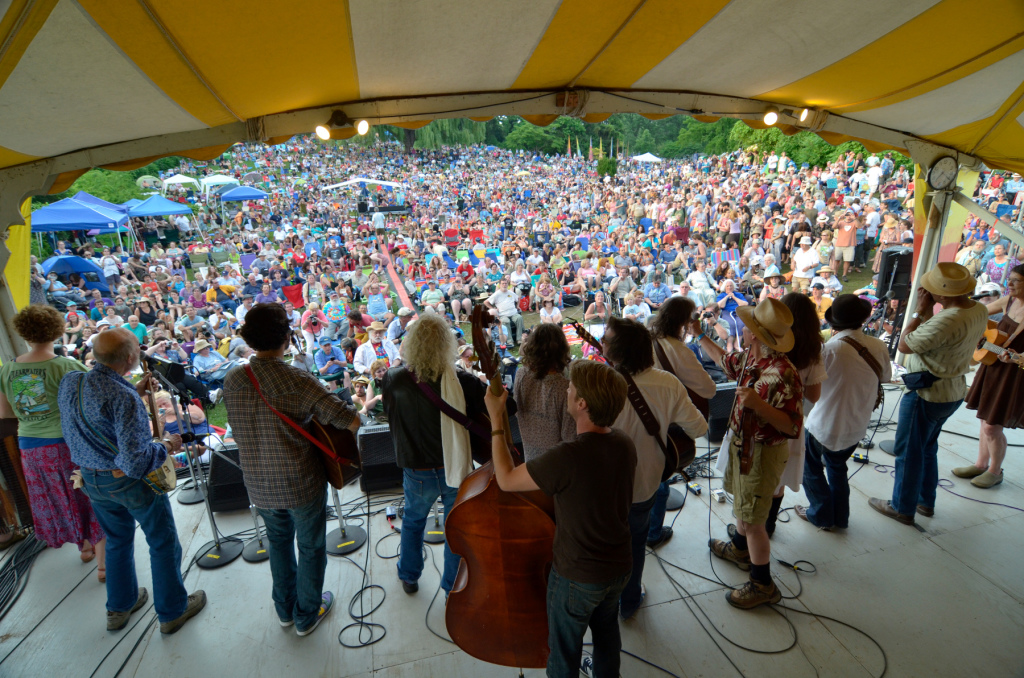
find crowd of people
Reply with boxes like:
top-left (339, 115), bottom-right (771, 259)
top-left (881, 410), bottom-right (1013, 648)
top-left (3, 135), bottom-right (1023, 677)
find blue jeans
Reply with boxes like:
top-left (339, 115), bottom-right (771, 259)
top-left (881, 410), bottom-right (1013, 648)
top-left (80, 469), bottom-right (188, 623)
top-left (257, 486), bottom-right (327, 631)
top-left (891, 392), bottom-right (962, 515)
top-left (801, 432), bottom-right (857, 528)
top-left (397, 468), bottom-right (459, 593)
top-left (647, 481), bottom-right (670, 541)
top-left (621, 494), bottom-right (656, 614)
top-left (546, 567), bottom-right (629, 678)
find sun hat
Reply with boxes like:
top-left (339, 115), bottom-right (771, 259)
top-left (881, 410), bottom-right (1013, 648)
top-left (825, 294), bottom-right (872, 328)
top-left (819, 266), bottom-right (833, 273)
top-left (799, 236), bottom-right (813, 245)
top-left (920, 262), bottom-right (976, 297)
top-left (736, 298), bottom-right (794, 352)
top-left (194, 339), bottom-right (212, 351)
top-left (816, 213), bottom-right (829, 223)
top-left (459, 344), bottom-right (474, 355)
top-left (368, 321), bottom-right (387, 332)
top-left (764, 265), bottom-right (781, 278)
top-left (353, 376), bottom-right (370, 385)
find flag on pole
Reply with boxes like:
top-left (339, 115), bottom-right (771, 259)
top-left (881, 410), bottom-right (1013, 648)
top-left (576, 137), bottom-right (581, 156)
top-left (588, 137), bottom-right (593, 162)
top-left (599, 137), bottom-right (603, 159)
top-left (567, 136), bottom-right (572, 156)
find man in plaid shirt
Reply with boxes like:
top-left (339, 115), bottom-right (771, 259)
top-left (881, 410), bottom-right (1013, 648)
top-left (224, 304), bottom-right (359, 637)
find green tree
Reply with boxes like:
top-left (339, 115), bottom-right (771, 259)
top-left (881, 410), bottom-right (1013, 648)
top-left (503, 122), bottom-right (557, 153)
top-left (415, 119), bottom-right (486, 150)
top-left (66, 169), bottom-right (145, 204)
top-left (633, 128), bottom-right (656, 155)
top-left (597, 157), bottom-right (617, 177)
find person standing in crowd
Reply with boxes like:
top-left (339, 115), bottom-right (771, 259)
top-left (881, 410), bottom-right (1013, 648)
top-left (693, 299), bottom-right (804, 609)
top-left (483, 360), bottom-right (634, 678)
top-left (223, 303), bottom-right (359, 636)
top-left (512, 323), bottom-right (576, 462)
top-left (869, 263), bottom-right (989, 524)
top-left (382, 314), bottom-right (486, 596)
top-left (57, 328), bottom-right (205, 634)
top-left (0, 305), bottom-right (105, 577)
top-left (958, 263), bottom-right (1024, 489)
top-left (601, 317), bottom-right (707, 620)
top-left (796, 295), bottom-right (891, 529)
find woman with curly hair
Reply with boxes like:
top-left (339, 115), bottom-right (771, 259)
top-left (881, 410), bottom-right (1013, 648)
top-left (512, 323), bottom-right (577, 462)
top-left (0, 305), bottom-right (106, 579)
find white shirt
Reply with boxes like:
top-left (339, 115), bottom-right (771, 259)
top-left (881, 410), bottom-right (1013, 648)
top-left (653, 337), bottom-right (717, 400)
top-left (805, 330), bottom-right (892, 451)
top-left (791, 247), bottom-right (820, 279)
top-left (353, 338), bottom-right (399, 374)
top-left (487, 289), bottom-right (518, 317)
top-left (611, 367), bottom-right (708, 503)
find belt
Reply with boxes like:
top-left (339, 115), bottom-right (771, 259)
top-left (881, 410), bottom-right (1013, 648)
top-left (412, 466), bottom-right (444, 472)
top-left (87, 468), bottom-right (127, 478)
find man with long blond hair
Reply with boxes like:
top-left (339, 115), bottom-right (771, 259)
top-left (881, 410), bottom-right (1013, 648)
top-left (382, 314), bottom-right (486, 596)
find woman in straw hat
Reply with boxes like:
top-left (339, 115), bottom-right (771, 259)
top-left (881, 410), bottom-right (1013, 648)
top-left (690, 298), bottom-right (805, 610)
top-left (868, 262), bottom-right (989, 525)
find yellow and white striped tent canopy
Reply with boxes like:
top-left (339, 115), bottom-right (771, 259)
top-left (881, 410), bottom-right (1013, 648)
top-left (1, 0), bottom-right (1024, 194)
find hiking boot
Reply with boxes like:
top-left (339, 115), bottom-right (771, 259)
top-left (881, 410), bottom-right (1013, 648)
top-left (646, 527), bottom-right (673, 549)
top-left (159, 590), bottom-right (207, 634)
top-left (952, 465), bottom-right (985, 479)
top-left (868, 497), bottom-right (914, 526)
top-left (108, 587), bottom-right (148, 631)
top-left (726, 579), bottom-right (781, 610)
top-left (709, 538), bottom-right (751, 571)
top-left (296, 591), bottom-right (334, 637)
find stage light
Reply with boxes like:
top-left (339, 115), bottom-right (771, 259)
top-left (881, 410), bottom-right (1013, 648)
top-left (356, 119), bottom-right (370, 136)
top-left (763, 107), bottom-right (779, 126)
top-left (315, 125), bottom-right (331, 140)
top-left (314, 110), bottom-right (360, 140)
top-left (799, 108), bottom-right (810, 122)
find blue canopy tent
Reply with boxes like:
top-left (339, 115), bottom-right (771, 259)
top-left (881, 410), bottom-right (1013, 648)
top-left (41, 255), bottom-right (109, 293)
top-left (220, 186), bottom-right (268, 202)
top-left (121, 198), bottom-right (144, 210)
top-left (128, 194), bottom-right (193, 217)
top-left (73, 191), bottom-right (127, 214)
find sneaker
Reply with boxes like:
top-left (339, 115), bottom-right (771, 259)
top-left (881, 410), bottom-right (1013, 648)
top-left (107, 587), bottom-right (149, 631)
top-left (646, 526), bottom-right (673, 549)
top-left (708, 538), bottom-right (751, 571)
top-left (726, 579), bottom-right (781, 610)
top-left (279, 616), bottom-right (294, 627)
top-left (159, 590), bottom-right (207, 634)
top-left (208, 388), bottom-right (222, 405)
top-left (296, 591), bottom-right (334, 637)
top-left (580, 655), bottom-right (595, 677)
top-left (620, 584), bottom-right (646, 620)
top-left (401, 580), bottom-right (419, 594)
top-left (868, 497), bottom-right (914, 526)
top-left (916, 504), bottom-right (934, 518)
top-left (794, 504), bottom-right (832, 531)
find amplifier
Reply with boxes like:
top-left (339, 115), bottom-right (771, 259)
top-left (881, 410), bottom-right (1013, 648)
top-left (208, 445), bottom-right (250, 512)
top-left (708, 382), bottom-right (737, 444)
top-left (358, 424), bottom-right (403, 493)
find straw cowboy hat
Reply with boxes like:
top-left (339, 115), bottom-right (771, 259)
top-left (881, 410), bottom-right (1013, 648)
top-left (919, 262), bottom-right (976, 297)
top-left (194, 339), bottom-right (212, 352)
top-left (736, 298), bottom-right (795, 352)
top-left (368, 321), bottom-right (387, 332)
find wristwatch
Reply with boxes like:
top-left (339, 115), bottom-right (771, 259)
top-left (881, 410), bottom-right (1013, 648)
top-left (911, 312), bottom-right (920, 320)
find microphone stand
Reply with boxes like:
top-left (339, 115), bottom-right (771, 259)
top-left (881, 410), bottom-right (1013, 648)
top-left (154, 369), bottom-right (243, 569)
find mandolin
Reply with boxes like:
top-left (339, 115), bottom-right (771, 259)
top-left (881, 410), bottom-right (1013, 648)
top-left (569, 321), bottom-right (696, 479)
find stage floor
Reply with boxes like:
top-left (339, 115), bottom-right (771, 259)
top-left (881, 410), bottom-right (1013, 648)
top-left (1, 388), bottom-right (1023, 678)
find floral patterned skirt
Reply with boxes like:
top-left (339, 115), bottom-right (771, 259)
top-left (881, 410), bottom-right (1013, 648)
top-left (21, 441), bottom-right (104, 549)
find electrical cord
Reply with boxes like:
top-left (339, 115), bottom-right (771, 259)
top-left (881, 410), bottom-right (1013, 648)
top-left (338, 492), bottom-right (387, 648)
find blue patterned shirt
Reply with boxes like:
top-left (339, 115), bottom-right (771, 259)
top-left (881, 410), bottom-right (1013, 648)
top-left (58, 364), bottom-right (166, 478)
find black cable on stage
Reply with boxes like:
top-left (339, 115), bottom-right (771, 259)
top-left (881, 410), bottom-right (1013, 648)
top-left (0, 535), bottom-right (47, 622)
top-left (338, 491), bottom-right (386, 648)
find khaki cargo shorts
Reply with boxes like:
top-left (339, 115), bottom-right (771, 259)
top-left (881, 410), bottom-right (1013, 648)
top-left (723, 438), bottom-right (789, 525)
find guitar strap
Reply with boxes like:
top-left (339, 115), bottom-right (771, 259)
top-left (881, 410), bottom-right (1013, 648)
top-left (412, 373), bottom-right (490, 440)
top-left (837, 336), bottom-right (884, 410)
top-left (618, 368), bottom-right (674, 464)
top-left (242, 364), bottom-right (341, 463)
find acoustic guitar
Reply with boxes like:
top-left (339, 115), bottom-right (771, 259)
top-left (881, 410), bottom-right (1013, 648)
top-left (974, 320), bottom-right (1024, 369)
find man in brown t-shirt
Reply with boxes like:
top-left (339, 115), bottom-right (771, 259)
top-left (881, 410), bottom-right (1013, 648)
top-left (485, 360), bottom-right (635, 678)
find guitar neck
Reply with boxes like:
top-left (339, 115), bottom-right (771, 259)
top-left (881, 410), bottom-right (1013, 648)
top-left (980, 341), bottom-right (1007, 355)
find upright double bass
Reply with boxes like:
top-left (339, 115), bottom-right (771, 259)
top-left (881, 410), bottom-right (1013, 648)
top-left (444, 305), bottom-right (555, 669)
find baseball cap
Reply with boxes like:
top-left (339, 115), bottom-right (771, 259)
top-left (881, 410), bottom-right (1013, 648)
top-left (318, 335), bottom-right (332, 345)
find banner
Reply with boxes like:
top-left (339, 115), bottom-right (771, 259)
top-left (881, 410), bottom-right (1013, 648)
top-left (6, 199), bottom-right (33, 309)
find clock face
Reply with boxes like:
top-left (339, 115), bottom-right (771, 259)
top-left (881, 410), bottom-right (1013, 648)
top-left (928, 156), bottom-right (958, 189)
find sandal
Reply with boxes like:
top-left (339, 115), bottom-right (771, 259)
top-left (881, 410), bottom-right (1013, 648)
top-left (80, 546), bottom-right (95, 563)
top-left (98, 566), bottom-right (106, 583)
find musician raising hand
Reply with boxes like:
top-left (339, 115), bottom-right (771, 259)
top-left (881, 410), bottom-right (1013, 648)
top-left (691, 298), bottom-right (804, 610)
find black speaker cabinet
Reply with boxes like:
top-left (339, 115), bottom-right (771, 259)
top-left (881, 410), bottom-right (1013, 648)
top-left (708, 382), bottom-right (738, 444)
top-left (358, 424), bottom-right (403, 493)
top-left (208, 445), bottom-right (250, 512)
top-left (877, 246), bottom-right (913, 301)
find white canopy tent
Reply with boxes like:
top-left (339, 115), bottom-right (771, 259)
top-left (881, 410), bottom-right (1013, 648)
top-left (631, 152), bottom-right (662, 163)
top-left (320, 178), bottom-right (404, 190)
top-left (199, 174), bottom-right (239, 195)
top-left (160, 173), bottom-right (201, 193)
